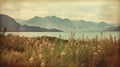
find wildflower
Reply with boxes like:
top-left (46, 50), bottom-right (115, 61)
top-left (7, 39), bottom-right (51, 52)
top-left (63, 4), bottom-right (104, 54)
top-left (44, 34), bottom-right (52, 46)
top-left (76, 49), bottom-right (79, 55)
top-left (60, 51), bottom-right (66, 56)
top-left (41, 62), bottom-right (45, 67)
top-left (51, 47), bottom-right (54, 51)
top-left (93, 52), bottom-right (98, 55)
top-left (81, 45), bottom-right (84, 48)
top-left (34, 40), bottom-right (39, 48)
top-left (29, 57), bottom-right (34, 64)
top-left (39, 47), bottom-right (43, 53)
top-left (39, 53), bottom-right (43, 60)
top-left (48, 43), bottom-right (52, 48)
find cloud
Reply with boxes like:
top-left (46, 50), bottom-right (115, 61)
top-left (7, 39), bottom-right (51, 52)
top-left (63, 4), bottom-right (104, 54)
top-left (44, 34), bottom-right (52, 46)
top-left (0, 0), bottom-right (120, 24)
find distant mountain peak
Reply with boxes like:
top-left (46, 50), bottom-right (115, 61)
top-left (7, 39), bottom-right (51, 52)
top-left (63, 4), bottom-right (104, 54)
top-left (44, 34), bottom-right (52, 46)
top-left (79, 20), bottom-right (86, 22)
top-left (34, 16), bottom-right (41, 18)
top-left (27, 16), bottom-right (42, 22)
top-left (31, 16), bottom-right (42, 20)
top-left (44, 16), bottom-right (62, 20)
top-left (51, 16), bottom-right (57, 18)
top-left (99, 21), bottom-right (106, 24)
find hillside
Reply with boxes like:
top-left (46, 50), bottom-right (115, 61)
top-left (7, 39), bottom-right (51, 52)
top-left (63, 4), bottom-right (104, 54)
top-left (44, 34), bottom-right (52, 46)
top-left (0, 14), bottom-right (63, 32)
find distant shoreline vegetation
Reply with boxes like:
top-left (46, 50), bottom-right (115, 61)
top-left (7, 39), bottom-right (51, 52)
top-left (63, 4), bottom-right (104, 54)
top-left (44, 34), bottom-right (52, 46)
top-left (1, 31), bottom-right (119, 41)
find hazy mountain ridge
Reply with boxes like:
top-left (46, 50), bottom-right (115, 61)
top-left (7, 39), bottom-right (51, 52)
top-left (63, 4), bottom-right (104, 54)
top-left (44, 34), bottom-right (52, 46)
top-left (17, 16), bottom-right (117, 32)
top-left (17, 16), bottom-right (76, 31)
top-left (0, 14), bottom-right (63, 32)
top-left (105, 26), bottom-right (120, 31)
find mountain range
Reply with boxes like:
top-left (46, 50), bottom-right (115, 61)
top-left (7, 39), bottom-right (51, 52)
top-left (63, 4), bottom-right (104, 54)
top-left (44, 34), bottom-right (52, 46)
top-left (0, 14), bottom-right (119, 32)
top-left (0, 14), bottom-right (63, 32)
top-left (17, 16), bottom-right (76, 31)
top-left (16, 16), bottom-right (119, 32)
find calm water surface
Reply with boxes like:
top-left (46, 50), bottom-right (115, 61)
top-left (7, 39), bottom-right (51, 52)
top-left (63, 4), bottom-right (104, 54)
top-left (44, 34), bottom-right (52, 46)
top-left (5, 31), bottom-right (120, 40)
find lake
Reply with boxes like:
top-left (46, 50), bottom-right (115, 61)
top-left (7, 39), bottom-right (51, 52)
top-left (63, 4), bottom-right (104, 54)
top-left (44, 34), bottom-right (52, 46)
top-left (5, 31), bottom-right (120, 40)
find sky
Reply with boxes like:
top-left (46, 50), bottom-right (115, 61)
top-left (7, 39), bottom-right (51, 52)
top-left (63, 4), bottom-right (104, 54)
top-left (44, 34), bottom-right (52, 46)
top-left (0, 0), bottom-right (120, 24)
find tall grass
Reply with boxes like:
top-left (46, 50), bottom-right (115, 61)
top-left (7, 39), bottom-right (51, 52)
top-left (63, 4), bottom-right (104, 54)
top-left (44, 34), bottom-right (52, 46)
top-left (0, 32), bottom-right (120, 67)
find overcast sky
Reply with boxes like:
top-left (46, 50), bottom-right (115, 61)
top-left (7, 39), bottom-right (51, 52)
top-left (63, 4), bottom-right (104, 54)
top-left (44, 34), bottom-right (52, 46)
top-left (0, 0), bottom-right (120, 24)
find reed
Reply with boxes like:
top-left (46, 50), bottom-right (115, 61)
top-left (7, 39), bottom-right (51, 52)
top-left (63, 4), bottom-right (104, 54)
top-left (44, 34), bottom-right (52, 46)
top-left (0, 32), bottom-right (119, 67)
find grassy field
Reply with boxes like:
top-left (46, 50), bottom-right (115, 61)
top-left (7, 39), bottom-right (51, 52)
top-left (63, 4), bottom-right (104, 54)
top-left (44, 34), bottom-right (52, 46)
top-left (0, 31), bottom-right (120, 67)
